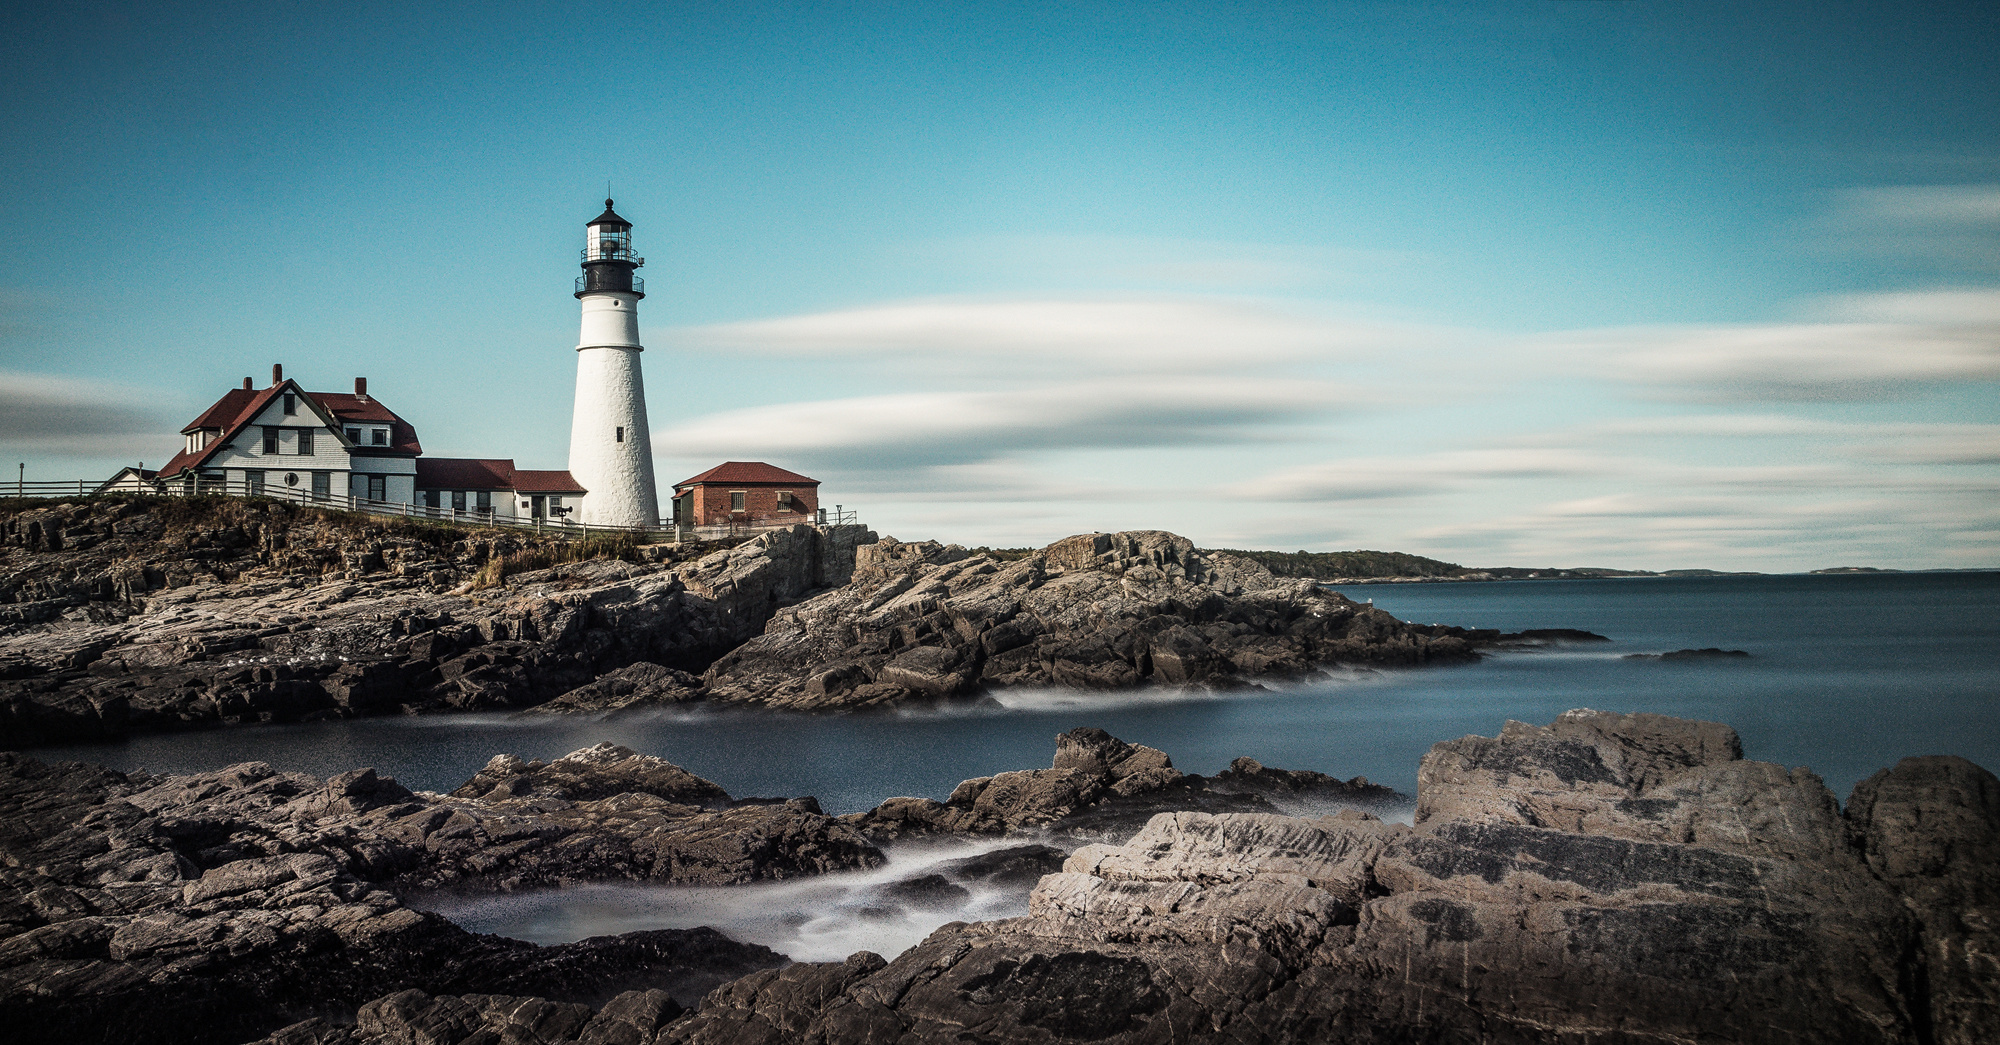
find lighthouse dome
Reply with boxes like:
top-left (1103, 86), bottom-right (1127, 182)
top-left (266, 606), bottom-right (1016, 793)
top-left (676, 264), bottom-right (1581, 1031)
top-left (588, 199), bottom-right (631, 228)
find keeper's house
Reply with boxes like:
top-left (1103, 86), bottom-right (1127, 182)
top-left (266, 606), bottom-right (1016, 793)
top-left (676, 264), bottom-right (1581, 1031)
top-left (672, 461), bottom-right (819, 527)
top-left (155, 365), bottom-right (585, 521)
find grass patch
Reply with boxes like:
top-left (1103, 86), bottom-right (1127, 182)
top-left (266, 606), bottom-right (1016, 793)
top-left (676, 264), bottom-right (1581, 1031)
top-left (468, 533), bottom-right (642, 590)
top-left (969, 546), bottom-right (1039, 562)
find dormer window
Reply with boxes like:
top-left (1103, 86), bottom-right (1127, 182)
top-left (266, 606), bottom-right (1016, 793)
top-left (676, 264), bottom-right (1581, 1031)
top-left (346, 427), bottom-right (361, 443)
top-left (372, 429), bottom-right (387, 446)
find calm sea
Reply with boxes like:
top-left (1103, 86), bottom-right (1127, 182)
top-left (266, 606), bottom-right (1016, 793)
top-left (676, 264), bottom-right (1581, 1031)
top-left (31, 572), bottom-right (2000, 812)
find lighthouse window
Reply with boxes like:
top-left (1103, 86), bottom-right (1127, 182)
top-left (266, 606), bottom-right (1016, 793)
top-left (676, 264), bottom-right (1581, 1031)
top-left (616, 426), bottom-right (624, 443)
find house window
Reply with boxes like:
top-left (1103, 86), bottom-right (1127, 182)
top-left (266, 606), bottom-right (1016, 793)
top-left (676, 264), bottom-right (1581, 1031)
top-left (263, 426), bottom-right (279, 455)
top-left (423, 489), bottom-right (440, 509)
top-left (730, 490), bottom-right (745, 511)
top-left (297, 428), bottom-right (313, 456)
top-left (372, 429), bottom-right (387, 446)
top-left (346, 427), bottom-right (361, 443)
top-left (616, 426), bottom-right (624, 443)
top-left (451, 490), bottom-right (467, 512)
top-left (311, 472), bottom-right (330, 499)
top-left (367, 475), bottom-right (385, 501)
top-left (777, 490), bottom-right (794, 512)
top-left (247, 471), bottom-right (265, 496)
top-left (283, 393), bottom-right (296, 415)
top-left (475, 490), bottom-right (491, 513)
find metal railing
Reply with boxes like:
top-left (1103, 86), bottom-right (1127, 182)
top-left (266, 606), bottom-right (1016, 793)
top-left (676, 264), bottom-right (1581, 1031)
top-left (575, 275), bottom-right (644, 295)
top-left (2, 477), bottom-right (861, 545)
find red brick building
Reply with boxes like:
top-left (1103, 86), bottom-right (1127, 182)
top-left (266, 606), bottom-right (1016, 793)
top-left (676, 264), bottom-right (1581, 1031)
top-left (672, 462), bottom-right (820, 527)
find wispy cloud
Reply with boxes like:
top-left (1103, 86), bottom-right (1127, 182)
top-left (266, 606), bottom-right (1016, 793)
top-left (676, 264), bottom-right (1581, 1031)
top-left (0, 369), bottom-right (179, 459)
top-left (653, 376), bottom-right (1351, 470)
top-left (1528, 289), bottom-right (2000, 401)
top-left (661, 297), bottom-right (1431, 373)
top-left (1821, 184), bottom-right (2000, 273)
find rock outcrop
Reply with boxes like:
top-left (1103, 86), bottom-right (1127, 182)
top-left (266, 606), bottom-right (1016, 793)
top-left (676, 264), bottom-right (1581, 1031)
top-left (703, 530), bottom-right (1483, 710)
top-left (0, 744), bottom-right (877, 1044)
top-left (647, 711), bottom-right (1997, 1044)
top-left (20, 713), bottom-right (1994, 1044)
top-left (845, 727), bottom-right (1405, 845)
top-left (0, 496), bottom-right (875, 745)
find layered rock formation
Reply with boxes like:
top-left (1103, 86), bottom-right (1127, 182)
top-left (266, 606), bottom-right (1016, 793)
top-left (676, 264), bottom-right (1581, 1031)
top-left (639, 711), bottom-right (1997, 1044)
top-left (3, 503), bottom-right (1512, 744)
top-left (11, 713), bottom-right (1994, 1044)
top-left (0, 497), bottom-right (874, 745)
top-left (846, 726), bottom-right (1403, 845)
top-left (703, 530), bottom-right (1483, 709)
top-left (0, 744), bottom-right (877, 1045)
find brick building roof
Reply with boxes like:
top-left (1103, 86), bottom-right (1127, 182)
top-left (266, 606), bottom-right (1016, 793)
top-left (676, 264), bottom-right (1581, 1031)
top-left (673, 461), bottom-right (819, 489)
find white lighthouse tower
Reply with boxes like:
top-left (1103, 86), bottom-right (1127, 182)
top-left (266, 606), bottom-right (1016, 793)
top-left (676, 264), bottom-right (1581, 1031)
top-left (567, 199), bottom-right (660, 527)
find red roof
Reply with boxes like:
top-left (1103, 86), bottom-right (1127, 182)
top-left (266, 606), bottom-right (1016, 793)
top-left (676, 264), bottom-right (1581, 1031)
top-left (512, 469), bottom-right (587, 494)
top-left (310, 391), bottom-right (422, 454)
top-left (415, 458), bottom-right (517, 490)
top-left (159, 384), bottom-right (285, 479)
top-left (674, 461), bottom-right (819, 488)
top-left (183, 388), bottom-right (257, 433)
top-left (159, 380), bottom-right (422, 479)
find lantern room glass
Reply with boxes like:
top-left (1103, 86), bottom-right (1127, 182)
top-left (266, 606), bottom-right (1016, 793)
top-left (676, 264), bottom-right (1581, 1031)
top-left (591, 225), bottom-right (631, 261)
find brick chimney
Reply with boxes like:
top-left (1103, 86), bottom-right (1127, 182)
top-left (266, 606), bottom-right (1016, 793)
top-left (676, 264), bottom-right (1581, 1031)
top-left (271, 363), bottom-right (283, 386)
top-left (242, 377), bottom-right (252, 390)
top-left (355, 377), bottom-right (368, 398)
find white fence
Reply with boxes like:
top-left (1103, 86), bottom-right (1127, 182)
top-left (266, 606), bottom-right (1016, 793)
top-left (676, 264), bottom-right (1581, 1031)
top-left (1, 478), bottom-right (860, 544)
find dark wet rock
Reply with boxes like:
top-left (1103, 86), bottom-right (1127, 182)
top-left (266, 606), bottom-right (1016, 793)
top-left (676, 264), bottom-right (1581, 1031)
top-left (0, 746), bottom-right (850, 1045)
top-left (1499, 627), bottom-right (1611, 643)
top-left (1847, 755), bottom-right (2000, 1045)
top-left (448, 743), bottom-right (729, 806)
top-left (533, 662), bottom-right (706, 714)
top-left (1213, 756), bottom-right (1406, 814)
top-left (846, 727), bottom-right (1409, 846)
top-left (872, 874), bottom-right (972, 911)
top-left (1623, 646), bottom-right (1753, 660)
top-left (925, 845), bottom-right (1069, 890)
top-left (703, 530), bottom-right (1486, 710)
top-left (251, 985), bottom-right (692, 1045)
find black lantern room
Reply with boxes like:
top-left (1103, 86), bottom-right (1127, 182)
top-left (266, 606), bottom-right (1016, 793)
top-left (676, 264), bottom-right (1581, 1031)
top-left (577, 199), bottom-right (645, 298)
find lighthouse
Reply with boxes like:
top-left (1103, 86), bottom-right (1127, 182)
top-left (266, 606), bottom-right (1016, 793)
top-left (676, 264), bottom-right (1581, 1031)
top-left (567, 199), bottom-right (660, 526)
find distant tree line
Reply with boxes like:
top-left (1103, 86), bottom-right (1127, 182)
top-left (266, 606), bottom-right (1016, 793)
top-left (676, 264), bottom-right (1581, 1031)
top-left (1216, 548), bottom-right (1465, 579)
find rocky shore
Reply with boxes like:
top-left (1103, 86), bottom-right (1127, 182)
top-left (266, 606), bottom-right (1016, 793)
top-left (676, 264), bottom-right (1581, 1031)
top-left (2, 499), bottom-right (1494, 745)
top-left (3, 712), bottom-right (1992, 1044)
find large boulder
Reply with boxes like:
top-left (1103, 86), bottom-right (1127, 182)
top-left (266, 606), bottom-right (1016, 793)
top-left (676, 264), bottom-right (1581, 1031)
top-left (704, 530), bottom-right (1483, 709)
top-left (654, 712), bottom-right (1993, 1044)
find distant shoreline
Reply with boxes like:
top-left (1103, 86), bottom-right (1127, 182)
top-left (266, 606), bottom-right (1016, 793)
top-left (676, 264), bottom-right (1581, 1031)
top-left (1198, 546), bottom-right (1998, 584)
top-left (1309, 566), bottom-right (2000, 585)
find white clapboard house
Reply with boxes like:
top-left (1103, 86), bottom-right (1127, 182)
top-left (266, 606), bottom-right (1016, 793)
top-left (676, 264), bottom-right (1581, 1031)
top-left (152, 365), bottom-right (585, 521)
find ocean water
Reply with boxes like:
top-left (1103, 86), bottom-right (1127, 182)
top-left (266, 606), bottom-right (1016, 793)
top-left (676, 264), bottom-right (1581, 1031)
top-left (32, 572), bottom-right (2000, 812)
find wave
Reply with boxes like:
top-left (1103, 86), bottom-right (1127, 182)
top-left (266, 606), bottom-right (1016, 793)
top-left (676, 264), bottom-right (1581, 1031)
top-left (411, 837), bottom-right (1052, 964)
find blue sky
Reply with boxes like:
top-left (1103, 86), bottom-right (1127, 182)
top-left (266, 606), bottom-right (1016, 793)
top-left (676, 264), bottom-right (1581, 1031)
top-left (3, 1), bottom-right (1995, 569)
